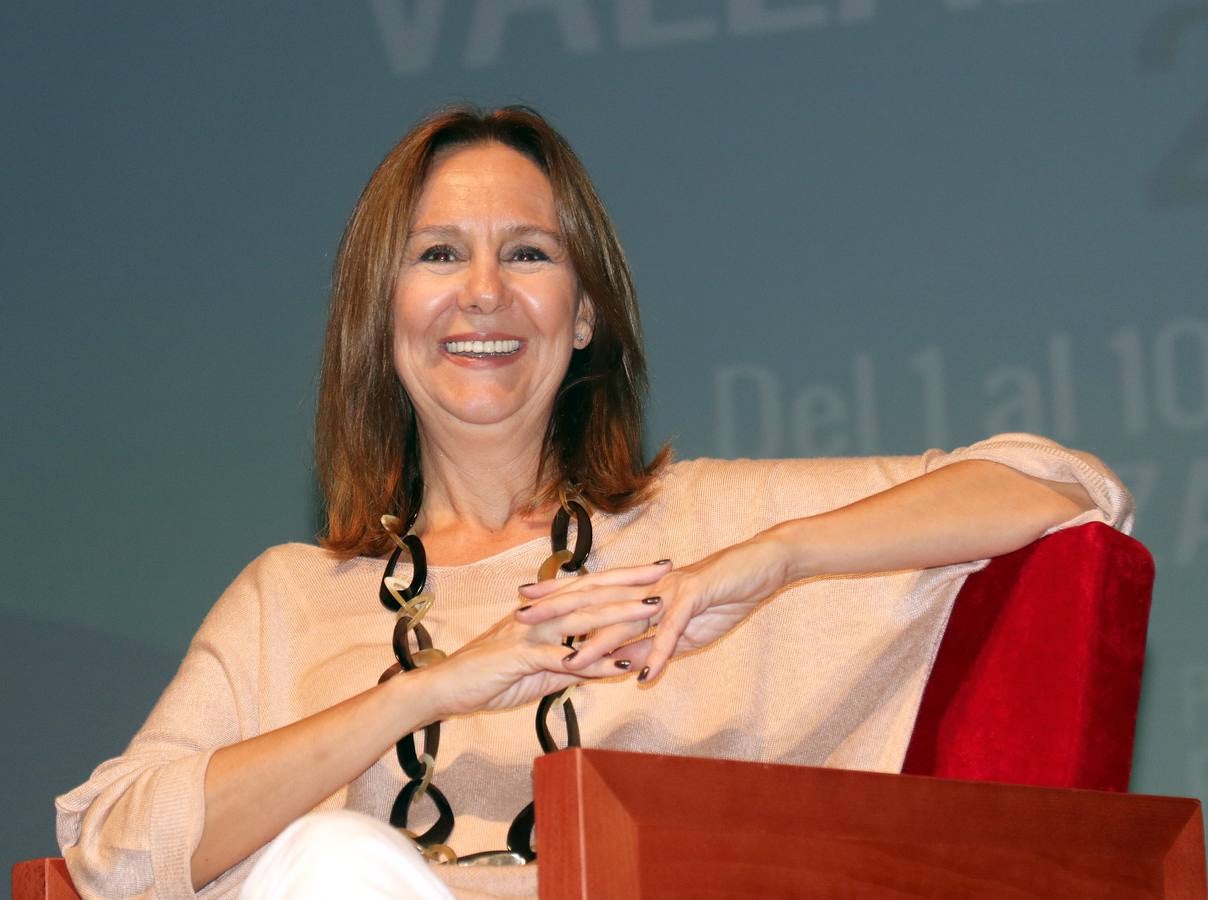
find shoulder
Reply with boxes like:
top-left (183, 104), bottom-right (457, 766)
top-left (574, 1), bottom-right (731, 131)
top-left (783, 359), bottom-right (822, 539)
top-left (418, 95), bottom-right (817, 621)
top-left (235, 540), bottom-right (406, 587)
top-left (655, 455), bottom-right (924, 511)
top-left (655, 457), bottom-right (778, 504)
top-left (243, 541), bottom-right (365, 578)
top-left (200, 542), bottom-right (376, 631)
top-left (631, 456), bottom-right (908, 544)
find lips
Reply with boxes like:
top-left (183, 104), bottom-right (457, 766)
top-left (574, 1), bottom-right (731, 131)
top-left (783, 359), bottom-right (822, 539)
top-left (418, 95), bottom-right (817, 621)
top-left (440, 333), bottom-right (526, 361)
top-left (444, 339), bottom-right (521, 356)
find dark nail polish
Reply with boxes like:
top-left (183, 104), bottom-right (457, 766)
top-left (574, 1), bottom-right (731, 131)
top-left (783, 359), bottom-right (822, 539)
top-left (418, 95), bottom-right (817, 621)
top-left (638, 666), bottom-right (651, 682)
top-left (614, 659), bottom-right (632, 670)
top-left (642, 596), bottom-right (662, 605)
top-left (653, 559), bottom-right (671, 566)
top-left (563, 650), bottom-right (579, 663)
top-left (516, 604), bottom-right (532, 612)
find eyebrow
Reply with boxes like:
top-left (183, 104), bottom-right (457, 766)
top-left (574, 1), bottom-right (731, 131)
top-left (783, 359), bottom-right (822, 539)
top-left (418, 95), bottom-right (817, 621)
top-left (407, 223), bottom-right (565, 245)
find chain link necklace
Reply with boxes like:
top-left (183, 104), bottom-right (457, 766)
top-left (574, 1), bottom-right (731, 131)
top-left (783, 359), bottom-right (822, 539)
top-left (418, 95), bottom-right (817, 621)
top-left (375, 500), bottom-right (593, 867)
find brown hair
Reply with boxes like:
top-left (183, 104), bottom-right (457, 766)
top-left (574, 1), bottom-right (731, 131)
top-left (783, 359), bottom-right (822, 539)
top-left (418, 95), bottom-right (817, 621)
top-left (316, 105), bottom-right (668, 558)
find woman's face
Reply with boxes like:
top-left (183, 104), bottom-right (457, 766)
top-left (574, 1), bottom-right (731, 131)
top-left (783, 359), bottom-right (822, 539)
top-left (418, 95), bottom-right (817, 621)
top-left (392, 142), bottom-right (593, 438)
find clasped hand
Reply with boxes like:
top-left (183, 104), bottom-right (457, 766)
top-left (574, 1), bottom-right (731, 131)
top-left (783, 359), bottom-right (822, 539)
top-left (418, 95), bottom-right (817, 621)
top-left (414, 530), bottom-right (795, 724)
top-left (515, 530), bottom-right (793, 682)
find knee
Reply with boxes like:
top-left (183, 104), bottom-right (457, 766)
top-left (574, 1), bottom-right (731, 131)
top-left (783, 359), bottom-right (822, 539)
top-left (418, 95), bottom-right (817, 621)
top-left (240, 810), bottom-right (452, 899)
top-left (277, 809), bottom-right (403, 855)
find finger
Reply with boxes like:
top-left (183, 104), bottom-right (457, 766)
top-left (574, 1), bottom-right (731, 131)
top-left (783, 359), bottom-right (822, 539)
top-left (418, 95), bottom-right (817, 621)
top-left (577, 637), bottom-right (656, 681)
top-left (518, 559), bottom-right (672, 600)
top-left (563, 616), bottom-right (659, 669)
top-left (563, 634), bottom-right (661, 679)
top-left (613, 637), bottom-right (654, 668)
top-left (638, 602), bottom-right (693, 683)
top-left (530, 641), bottom-right (639, 683)
top-left (517, 584), bottom-right (662, 624)
top-left (573, 652), bottom-right (647, 679)
top-left (524, 642), bottom-right (596, 682)
top-left (530, 597), bottom-right (661, 649)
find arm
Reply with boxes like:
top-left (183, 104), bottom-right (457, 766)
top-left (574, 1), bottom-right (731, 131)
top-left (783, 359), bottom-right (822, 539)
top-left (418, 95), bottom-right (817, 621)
top-left (56, 547), bottom-right (664, 896)
top-left (189, 587), bottom-right (660, 890)
top-left (190, 672), bottom-right (439, 889)
top-left (192, 579), bottom-right (666, 889)
top-left (767, 460), bottom-right (1092, 581)
top-left (519, 442), bottom-right (1126, 681)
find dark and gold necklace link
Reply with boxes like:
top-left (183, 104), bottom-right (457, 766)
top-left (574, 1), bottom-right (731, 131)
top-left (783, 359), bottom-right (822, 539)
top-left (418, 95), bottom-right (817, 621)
top-left (376, 501), bottom-right (593, 866)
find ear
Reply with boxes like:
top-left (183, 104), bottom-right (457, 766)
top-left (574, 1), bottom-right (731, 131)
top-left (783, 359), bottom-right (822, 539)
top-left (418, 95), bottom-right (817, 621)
top-left (573, 293), bottom-right (596, 349)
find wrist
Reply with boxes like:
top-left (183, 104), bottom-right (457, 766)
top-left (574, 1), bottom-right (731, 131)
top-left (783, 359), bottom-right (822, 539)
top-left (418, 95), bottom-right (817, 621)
top-left (383, 663), bottom-right (446, 735)
top-left (759, 517), bottom-right (820, 584)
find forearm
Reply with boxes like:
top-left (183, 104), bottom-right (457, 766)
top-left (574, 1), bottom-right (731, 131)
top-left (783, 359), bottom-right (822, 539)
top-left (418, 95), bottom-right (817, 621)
top-left (190, 668), bottom-right (441, 890)
top-left (764, 460), bottom-right (1094, 582)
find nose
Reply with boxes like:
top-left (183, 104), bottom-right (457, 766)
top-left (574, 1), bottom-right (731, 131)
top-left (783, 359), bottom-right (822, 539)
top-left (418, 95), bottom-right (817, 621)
top-left (459, 256), bottom-right (507, 314)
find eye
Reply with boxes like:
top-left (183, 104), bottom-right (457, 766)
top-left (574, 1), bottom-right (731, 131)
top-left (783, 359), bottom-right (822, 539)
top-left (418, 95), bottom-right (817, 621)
top-left (510, 245), bottom-right (550, 263)
top-left (419, 244), bottom-right (457, 263)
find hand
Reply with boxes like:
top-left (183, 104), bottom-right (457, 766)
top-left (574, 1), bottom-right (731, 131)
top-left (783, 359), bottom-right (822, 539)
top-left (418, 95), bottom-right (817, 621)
top-left (417, 581), bottom-right (664, 719)
top-left (514, 534), bottom-right (794, 684)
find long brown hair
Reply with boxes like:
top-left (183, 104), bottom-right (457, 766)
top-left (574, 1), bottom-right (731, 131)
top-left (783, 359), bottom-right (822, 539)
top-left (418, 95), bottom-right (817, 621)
top-left (316, 106), bottom-right (668, 557)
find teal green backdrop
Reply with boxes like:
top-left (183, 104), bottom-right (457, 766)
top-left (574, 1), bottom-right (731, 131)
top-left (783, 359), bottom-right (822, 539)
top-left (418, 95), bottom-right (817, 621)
top-left (4, 1), bottom-right (1207, 888)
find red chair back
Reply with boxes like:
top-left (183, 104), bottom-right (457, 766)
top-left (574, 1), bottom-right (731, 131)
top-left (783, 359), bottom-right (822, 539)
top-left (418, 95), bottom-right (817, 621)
top-left (903, 522), bottom-right (1154, 791)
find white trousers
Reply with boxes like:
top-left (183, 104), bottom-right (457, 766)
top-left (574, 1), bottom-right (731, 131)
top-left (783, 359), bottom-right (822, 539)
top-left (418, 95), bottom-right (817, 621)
top-left (238, 810), bottom-right (454, 900)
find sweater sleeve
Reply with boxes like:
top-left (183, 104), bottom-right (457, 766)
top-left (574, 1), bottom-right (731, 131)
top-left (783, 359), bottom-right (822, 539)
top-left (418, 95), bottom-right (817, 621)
top-left (918, 432), bottom-right (1135, 534)
top-left (738, 432), bottom-right (1134, 542)
top-left (54, 551), bottom-right (271, 899)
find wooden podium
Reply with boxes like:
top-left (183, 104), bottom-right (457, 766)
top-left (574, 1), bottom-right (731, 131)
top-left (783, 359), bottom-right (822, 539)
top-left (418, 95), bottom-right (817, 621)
top-left (534, 748), bottom-right (1206, 899)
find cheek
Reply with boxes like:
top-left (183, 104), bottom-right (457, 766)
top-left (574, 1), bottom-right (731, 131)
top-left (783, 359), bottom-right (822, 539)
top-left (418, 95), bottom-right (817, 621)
top-left (391, 282), bottom-right (446, 344)
top-left (524, 275), bottom-right (585, 331)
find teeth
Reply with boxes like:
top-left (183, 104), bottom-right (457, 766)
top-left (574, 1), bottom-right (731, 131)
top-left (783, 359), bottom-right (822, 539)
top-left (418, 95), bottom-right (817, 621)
top-left (444, 339), bottom-right (521, 356)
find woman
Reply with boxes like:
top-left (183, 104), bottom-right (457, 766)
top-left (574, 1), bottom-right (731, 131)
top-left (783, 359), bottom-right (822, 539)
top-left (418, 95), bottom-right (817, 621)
top-left (56, 106), bottom-right (1132, 899)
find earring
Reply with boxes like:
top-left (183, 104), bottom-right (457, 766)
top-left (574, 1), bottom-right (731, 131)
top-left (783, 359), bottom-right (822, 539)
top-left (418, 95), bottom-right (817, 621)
top-left (575, 331), bottom-right (585, 345)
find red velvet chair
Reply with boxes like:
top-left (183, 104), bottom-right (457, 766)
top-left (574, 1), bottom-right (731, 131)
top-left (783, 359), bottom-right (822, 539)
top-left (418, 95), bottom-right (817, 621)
top-left (902, 521), bottom-right (1153, 791)
top-left (12, 522), bottom-right (1154, 899)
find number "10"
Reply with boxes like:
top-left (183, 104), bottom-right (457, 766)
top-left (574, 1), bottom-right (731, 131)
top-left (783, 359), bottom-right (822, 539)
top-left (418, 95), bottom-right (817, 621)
top-left (1109, 322), bottom-right (1208, 433)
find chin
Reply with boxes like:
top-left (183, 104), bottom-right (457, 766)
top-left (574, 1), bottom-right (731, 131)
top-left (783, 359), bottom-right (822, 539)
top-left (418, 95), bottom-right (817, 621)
top-left (446, 399), bottom-right (526, 427)
top-left (427, 386), bottom-right (555, 430)
top-left (457, 410), bottom-right (513, 427)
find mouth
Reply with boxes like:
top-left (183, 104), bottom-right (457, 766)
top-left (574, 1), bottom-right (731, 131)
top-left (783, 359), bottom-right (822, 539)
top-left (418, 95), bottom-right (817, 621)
top-left (442, 338), bottom-right (523, 358)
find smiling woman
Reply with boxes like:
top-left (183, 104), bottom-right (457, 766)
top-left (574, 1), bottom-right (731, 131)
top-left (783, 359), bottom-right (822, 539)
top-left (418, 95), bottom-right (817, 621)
top-left (54, 107), bottom-right (1133, 900)
top-left (315, 108), bottom-right (664, 567)
top-left (391, 143), bottom-right (591, 440)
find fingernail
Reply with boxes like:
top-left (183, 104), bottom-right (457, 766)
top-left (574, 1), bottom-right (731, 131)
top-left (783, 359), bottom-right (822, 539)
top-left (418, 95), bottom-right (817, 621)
top-left (653, 559), bottom-right (671, 566)
top-left (614, 659), bottom-right (632, 670)
top-left (637, 666), bottom-right (651, 682)
top-left (642, 596), bottom-right (662, 605)
top-left (516, 604), bottom-right (532, 612)
top-left (519, 582), bottom-right (536, 589)
top-left (563, 650), bottom-right (579, 663)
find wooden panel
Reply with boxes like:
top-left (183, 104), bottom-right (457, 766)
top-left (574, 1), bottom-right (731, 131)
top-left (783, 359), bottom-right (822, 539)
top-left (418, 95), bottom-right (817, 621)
top-left (11, 858), bottom-right (81, 900)
top-left (535, 748), bottom-right (1207, 899)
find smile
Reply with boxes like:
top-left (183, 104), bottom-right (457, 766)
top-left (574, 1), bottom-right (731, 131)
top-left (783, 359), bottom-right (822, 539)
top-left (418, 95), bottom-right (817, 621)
top-left (444, 339), bottom-right (522, 357)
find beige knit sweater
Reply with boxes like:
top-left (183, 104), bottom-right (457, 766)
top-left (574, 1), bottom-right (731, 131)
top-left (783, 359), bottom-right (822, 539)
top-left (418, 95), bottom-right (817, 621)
top-left (55, 435), bottom-right (1133, 899)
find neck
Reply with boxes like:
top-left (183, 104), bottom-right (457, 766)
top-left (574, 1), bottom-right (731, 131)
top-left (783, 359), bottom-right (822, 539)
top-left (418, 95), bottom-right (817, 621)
top-left (411, 421), bottom-right (561, 561)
